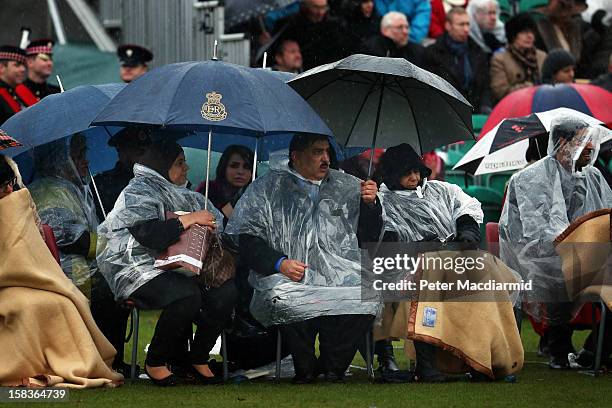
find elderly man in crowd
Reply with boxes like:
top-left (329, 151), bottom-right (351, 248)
top-left (425, 7), bottom-right (492, 113)
top-left (374, 0), bottom-right (432, 44)
top-left (227, 133), bottom-right (383, 384)
top-left (467, 0), bottom-right (506, 55)
top-left (363, 11), bottom-right (425, 67)
top-left (500, 116), bottom-right (612, 369)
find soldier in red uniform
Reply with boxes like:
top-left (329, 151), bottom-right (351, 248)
top-left (0, 45), bottom-right (37, 124)
top-left (23, 39), bottom-right (61, 100)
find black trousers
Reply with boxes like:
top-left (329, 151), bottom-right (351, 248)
top-left (547, 302), bottom-right (612, 359)
top-left (90, 272), bottom-right (130, 368)
top-left (131, 273), bottom-right (237, 367)
top-left (280, 314), bottom-right (374, 377)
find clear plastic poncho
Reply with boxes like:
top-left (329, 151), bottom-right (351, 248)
top-left (380, 180), bottom-right (484, 242)
top-left (225, 163), bottom-right (382, 327)
top-left (96, 164), bottom-right (223, 300)
top-left (28, 136), bottom-right (98, 294)
top-left (499, 119), bottom-right (612, 322)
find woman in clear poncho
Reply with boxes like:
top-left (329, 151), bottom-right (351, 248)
top-left (28, 134), bottom-right (98, 297)
top-left (96, 139), bottom-right (236, 386)
top-left (500, 117), bottom-right (612, 369)
top-left (377, 143), bottom-right (491, 382)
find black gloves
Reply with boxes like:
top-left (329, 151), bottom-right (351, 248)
top-left (453, 214), bottom-right (481, 249)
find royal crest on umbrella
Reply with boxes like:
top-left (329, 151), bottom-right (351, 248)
top-left (201, 91), bottom-right (227, 122)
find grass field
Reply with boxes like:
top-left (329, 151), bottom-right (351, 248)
top-left (7, 311), bottom-right (611, 408)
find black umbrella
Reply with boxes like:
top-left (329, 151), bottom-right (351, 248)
top-left (225, 0), bottom-right (297, 29)
top-left (288, 54), bottom-right (474, 176)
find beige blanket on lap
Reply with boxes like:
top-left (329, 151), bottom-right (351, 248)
top-left (377, 250), bottom-right (524, 379)
top-left (0, 189), bottom-right (123, 388)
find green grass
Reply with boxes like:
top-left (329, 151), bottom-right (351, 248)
top-left (7, 312), bottom-right (611, 408)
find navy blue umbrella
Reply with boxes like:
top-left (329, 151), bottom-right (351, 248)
top-left (92, 59), bottom-right (333, 203)
top-left (3, 83), bottom-right (125, 159)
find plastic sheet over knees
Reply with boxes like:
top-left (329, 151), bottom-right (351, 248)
top-left (96, 164), bottom-right (222, 300)
top-left (226, 162), bottom-right (382, 327)
top-left (499, 117), bottom-right (612, 323)
top-left (380, 180), bottom-right (484, 242)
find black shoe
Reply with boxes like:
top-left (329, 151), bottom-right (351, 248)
top-left (537, 335), bottom-right (550, 358)
top-left (375, 339), bottom-right (400, 373)
top-left (324, 372), bottom-right (345, 383)
top-left (144, 365), bottom-right (182, 387)
top-left (291, 374), bottom-right (315, 384)
top-left (549, 355), bottom-right (570, 369)
top-left (569, 349), bottom-right (594, 369)
top-left (414, 341), bottom-right (467, 383)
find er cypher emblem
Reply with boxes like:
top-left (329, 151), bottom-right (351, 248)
top-left (201, 91), bottom-right (228, 121)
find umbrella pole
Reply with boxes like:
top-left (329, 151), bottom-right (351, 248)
top-left (89, 167), bottom-right (106, 219)
top-left (204, 127), bottom-right (213, 211)
top-left (367, 76), bottom-right (386, 179)
top-left (252, 138), bottom-right (258, 182)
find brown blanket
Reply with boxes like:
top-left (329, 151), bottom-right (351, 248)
top-left (377, 250), bottom-right (524, 379)
top-left (554, 208), bottom-right (612, 309)
top-left (0, 189), bottom-right (123, 388)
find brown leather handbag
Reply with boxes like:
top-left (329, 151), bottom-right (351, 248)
top-left (198, 228), bottom-right (235, 288)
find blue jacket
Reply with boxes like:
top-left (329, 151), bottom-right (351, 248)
top-left (375, 0), bottom-right (432, 43)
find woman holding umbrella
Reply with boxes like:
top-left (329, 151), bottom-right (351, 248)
top-left (97, 139), bottom-right (236, 386)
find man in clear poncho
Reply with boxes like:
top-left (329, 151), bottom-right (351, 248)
top-left (28, 134), bottom-right (98, 297)
top-left (226, 133), bottom-right (383, 383)
top-left (500, 117), bottom-right (612, 369)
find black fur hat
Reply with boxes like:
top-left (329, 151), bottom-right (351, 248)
top-left (505, 12), bottom-right (538, 45)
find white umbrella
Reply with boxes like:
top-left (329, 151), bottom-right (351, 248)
top-left (454, 108), bottom-right (610, 176)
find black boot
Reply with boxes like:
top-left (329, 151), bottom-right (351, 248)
top-left (414, 341), bottom-right (466, 383)
top-left (375, 339), bottom-right (399, 373)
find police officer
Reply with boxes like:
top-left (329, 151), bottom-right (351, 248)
top-left (117, 44), bottom-right (153, 83)
top-left (0, 45), bottom-right (37, 124)
top-left (24, 39), bottom-right (61, 99)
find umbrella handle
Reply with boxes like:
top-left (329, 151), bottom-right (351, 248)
top-left (367, 75), bottom-right (386, 179)
top-left (204, 128), bottom-right (212, 211)
top-left (89, 167), bottom-right (106, 219)
top-left (252, 138), bottom-right (258, 182)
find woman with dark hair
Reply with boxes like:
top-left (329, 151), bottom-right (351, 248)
top-left (0, 154), bottom-right (17, 199)
top-left (197, 145), bottom-right (254, 221)
top-left (97, 139), bottom-right (236, 386)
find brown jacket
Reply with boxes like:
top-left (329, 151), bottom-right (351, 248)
top-left (490, 49), bottom-right (547, 102)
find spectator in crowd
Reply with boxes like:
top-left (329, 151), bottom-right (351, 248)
top-left (428, 0), bottom-right (447, 39)
top-left (490, 13), bottom-right (547, 102)
top-left (374, 0), bottom-right (432, 43)
top-left (272, 0), bottom-right (351, 70)
top-left (533, 0), bottom-right (584, 67)
top-left (467, 0), bottom-right (506, 55)
top-left (117, 44), bottom-right (153, 83)
top-left (272, 39), bottom-right (303, 73)
top-left (92, 127), bottom-right (152, 376)
top-left (344, 0), bottom-right (381, 51)
top-left (363, 11), bottom-right (425, 67)
top-left (580, 8), bottom-right (612, 78)
top-left (591, 53), bottom-right (612, 92)
top-left (97, 140), bottom-right (235, 386)
top-left (425, 7), bottom-right (492, 113)
top-left (196, 144), bottom-right (254, 222)
top-left (23, 39), bottom-right (60, 99)
top-left (0, 154), bottom-right (123, 388)
top-left (500, 117), bottom-right (612, 369)
top-left (0, 45), bottom-right (36, 124)
top-left (28, 134), bottom-right (99, 298)
top-left (542, 48), bottom-right (576, 84)
top-left (422, 150), bottom-right (446, 181)
top-left (227, 133), bottom-right (383, 384)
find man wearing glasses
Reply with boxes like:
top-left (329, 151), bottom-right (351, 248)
top-left (23, 39), bottom-right (61, 100)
